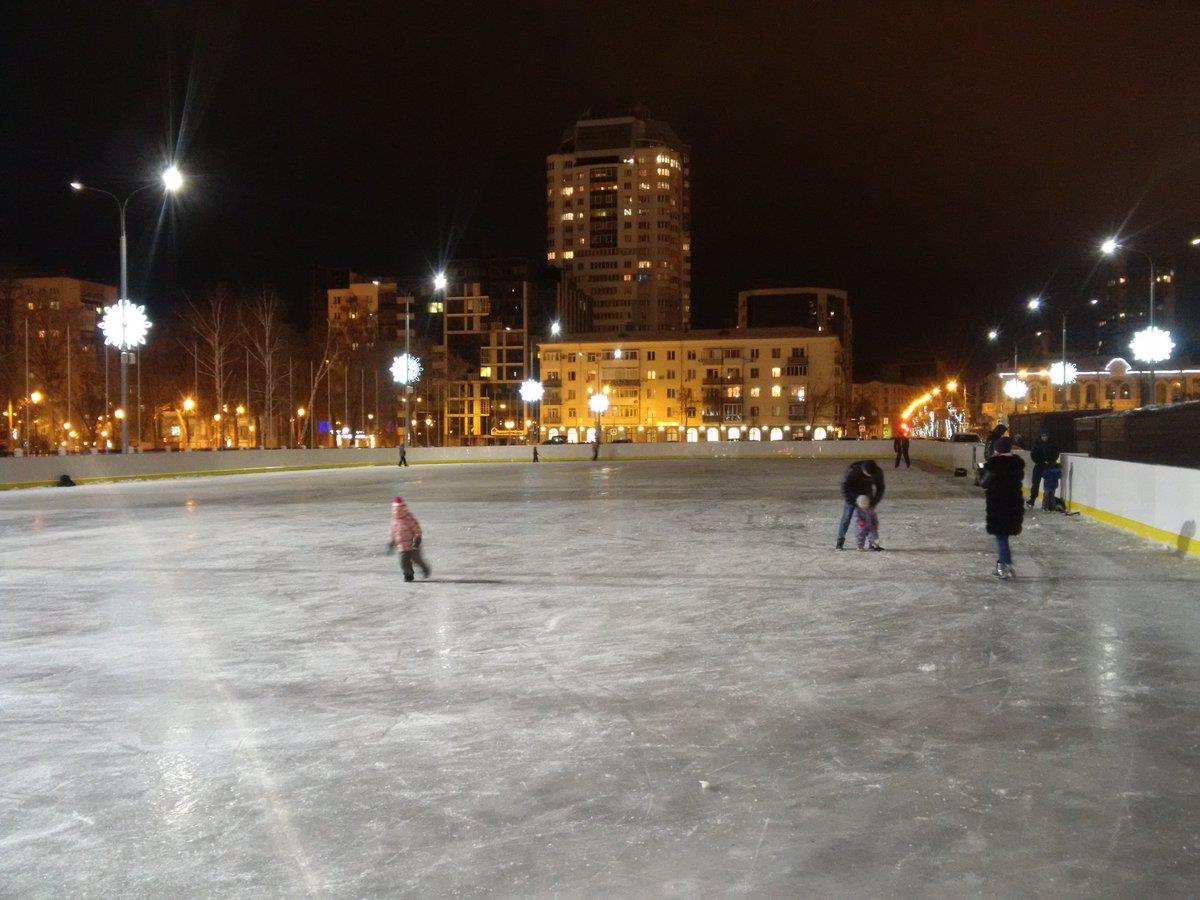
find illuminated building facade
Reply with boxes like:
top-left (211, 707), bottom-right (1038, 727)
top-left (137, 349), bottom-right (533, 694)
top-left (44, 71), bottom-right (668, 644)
top-left (546, 113), bottom-right (691, 332)
top-left (851, 381), bottom-right (913, 437)
top-left (536, 327), bottom-right (847, 443)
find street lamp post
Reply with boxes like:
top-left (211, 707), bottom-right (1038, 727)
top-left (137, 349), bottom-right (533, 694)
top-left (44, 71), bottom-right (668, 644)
top-left (588, 390), bottom-right (609, 455)
top-left (1027, 297), bottom-right (1072, 410)
top-left (71, 166), bottom-right (183, 451)
top-left (1101, 238), bottom-right (1165, 404)
top-left (519, 378), bottom-right (544, 445)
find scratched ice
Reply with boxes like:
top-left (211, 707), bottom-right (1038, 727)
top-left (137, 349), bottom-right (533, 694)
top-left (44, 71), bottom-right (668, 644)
top-left (2, 459), bottom-right (1199, 895)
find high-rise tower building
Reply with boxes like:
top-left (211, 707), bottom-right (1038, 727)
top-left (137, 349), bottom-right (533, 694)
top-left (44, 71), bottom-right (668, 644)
top-left (546, 113), bottom-right (691, 333)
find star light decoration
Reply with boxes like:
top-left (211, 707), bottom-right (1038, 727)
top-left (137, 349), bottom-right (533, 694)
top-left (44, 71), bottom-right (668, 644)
top-left (1002, 378), bottom-right (1029, 400)
top-left (1129, 326), bottom-right (1175, 365)
top-left (99, 299), bottom-right (151, 350)
top-left (518, 379), bottom-right (544, 403)
top-left (588, 391), bottom-right (610, 414)
top-left (390, 353), bottom-right (422, 385)
top-left (1048, 361), bottom-right (1078, 386)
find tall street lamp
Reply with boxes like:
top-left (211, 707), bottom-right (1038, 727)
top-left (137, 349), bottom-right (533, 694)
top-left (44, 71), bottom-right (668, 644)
top-left (1101, 237), bottom-right (1172, 404)
top-left (1026, 296), bottom-right (1078, 410)
top-left (71, 165), bottom-right (183, 451)
top-left (519, 378), bottom-right (544, 445)
top-left (390, 353), bottom-right (422, 450)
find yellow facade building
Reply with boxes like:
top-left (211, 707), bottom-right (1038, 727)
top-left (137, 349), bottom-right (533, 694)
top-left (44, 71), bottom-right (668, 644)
top-left (536, 327), bottom-right (847, 443)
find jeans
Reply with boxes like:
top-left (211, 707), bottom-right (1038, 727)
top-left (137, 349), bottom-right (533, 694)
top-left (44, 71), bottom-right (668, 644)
top-left (995, 534), bottom-right (1012, 566)
top-left (400, 545), bottom-right (430, 579)
top-left (1028, 463), bottom-right (1047, 504)
top-left (837, 500), bottom-right (856, 544)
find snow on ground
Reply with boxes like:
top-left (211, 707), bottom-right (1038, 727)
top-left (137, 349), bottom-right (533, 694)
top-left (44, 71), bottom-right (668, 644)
top-left (2, 458), bottom-right (1199, 896)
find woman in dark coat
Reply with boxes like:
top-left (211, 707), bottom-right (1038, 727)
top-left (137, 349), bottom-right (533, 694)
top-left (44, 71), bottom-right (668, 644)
top-left (980, 436), bottom-right (1024, 579)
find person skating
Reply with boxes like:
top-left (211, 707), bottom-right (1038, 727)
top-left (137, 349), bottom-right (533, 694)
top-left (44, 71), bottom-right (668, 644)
top-left (893, 432), bottom-right (911, 468)
top-left (836, 459), bottom-right (885, 550)
top-left (852, 494), bottom-right (882, 550)
top-left (980, 437), bottom-right (1024, 579)
top-left (387, 495), bottom-right (430, 582)
top-left (398, 445), bottom-right (409, 467)
top-left (983, 423), bottom-right (1007, 461)
top-left (1027, 430), bottom-right (1059, 508)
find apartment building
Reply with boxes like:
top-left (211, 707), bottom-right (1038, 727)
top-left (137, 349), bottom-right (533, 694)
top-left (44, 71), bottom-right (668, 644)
top-left (536, 327), bottom-right (847, 443)
top-left (546, 113), bottom-right (691, 332)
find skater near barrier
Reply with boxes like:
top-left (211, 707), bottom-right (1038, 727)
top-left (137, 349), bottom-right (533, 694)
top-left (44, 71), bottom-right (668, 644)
top-left (1027, 431), bottom-right (1059, 508)
top-left (836, 460), bottom-right (885, 550)
top-left (387, 495), bottom-right (430, 582)
top-left (893, 432), bottom-right (911, 468)
top-left (980, 437), bottom-right (1024, 579)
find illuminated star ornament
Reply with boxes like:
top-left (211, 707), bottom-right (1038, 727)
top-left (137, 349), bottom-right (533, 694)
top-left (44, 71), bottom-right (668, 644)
top-left (1002, 378), bottom-right (1029, 400)
top-left (1129, 326), bottom-right (1175, 365)
top-left (588, 391), bottom-right (610, 414)
top-left (99, 299), bottom-right (151, 350)
top-left (518, 379), bottom-right (544, 403)
top-left (1047, 361), bottom-right (1078, 386)
top-left (390, 353), bottom-right (422, 385)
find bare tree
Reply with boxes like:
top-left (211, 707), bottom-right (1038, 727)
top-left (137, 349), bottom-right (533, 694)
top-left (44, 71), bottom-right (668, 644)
top-left (806, 380), bottom-right (838, 430)
top-left (242, 288), bottom-right (287, 448)
top-left (182, 287), bottom-right (239, 448)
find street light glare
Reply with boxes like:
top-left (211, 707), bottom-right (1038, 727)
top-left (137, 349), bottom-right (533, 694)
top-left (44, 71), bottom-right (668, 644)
top-left (1100, 237), bottom-right (1119, 255)
top-left (987, 329), bottom-right (999, 341)
top-left (1027, 297), bottom-right (1041, 311)
top-left (69, 181), bottom-right (83, 191)
top-left (433, 272), bottom-right (448, 291)
top-left (550, 320), bottom-right (562, 337)
top-left (162, 165), bottom-right (184, 192)
top-left (1191, 237), bottom-right (1200, 246)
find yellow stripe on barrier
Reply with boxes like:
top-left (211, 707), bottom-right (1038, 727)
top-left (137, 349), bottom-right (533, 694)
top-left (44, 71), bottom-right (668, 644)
top-left (1066, 499), bottom-right (1200, 558)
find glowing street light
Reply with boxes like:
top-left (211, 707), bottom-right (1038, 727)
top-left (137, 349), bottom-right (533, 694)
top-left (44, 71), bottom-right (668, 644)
top-left (1100, 237), bottom-right (1120, 255)
top-left (433, 271), bottom-right (448, 292)
top-left (519, 379), bottom-right (545, 403)
top-left (550, 320), bottom-right (562, 337)
top-left (945, 380), bottom-right (958, 392)
top-left (29, 390), bottom-right (44, 404)
top-left (1130, 326), bottom-right (1175, 365)
top-left (1027, 296), bottom-right (1042, 311)
top-left (390, 353), bottom-right (422, 386)
top-left (1002, 378), bottom-right (1029, 400)
top-left (99, 299), bottom-right (152, 351)
top-left (1048, 361), bottom-right (1078, 386)
top-left (987, 329), bottom-right (999, 341)
top-left (588, 391), bottom-right (610, 415)
top-left (71, 165), bottom-right (182, 451)
top-left (182, 397), bottom-right (196, 412)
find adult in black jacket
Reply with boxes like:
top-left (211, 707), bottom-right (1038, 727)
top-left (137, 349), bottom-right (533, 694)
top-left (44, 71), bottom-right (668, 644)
top-left (1027, 431), bottom-right (1060, 508)
top-left (836, 460), bottom-right (885, 549)
top-left (981, 436), bottom-right (1024, 579)
top-left (983, 423), bottom-right (1007, 461)
top-left (893, 434), bottom-right (911, 468)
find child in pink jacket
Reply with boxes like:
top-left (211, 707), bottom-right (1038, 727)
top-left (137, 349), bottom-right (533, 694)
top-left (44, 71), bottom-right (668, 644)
top-left (388, 496), bottom-right (431, 582)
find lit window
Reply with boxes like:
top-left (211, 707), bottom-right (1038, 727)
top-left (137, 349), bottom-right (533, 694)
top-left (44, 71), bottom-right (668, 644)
top-left (480, 366), bottom-right (492, 378)
top-left (561, 186), bottom-right (574, 196)
top-left (428, 301), bottom-right (444, 313)
top-left (771, 385), bottom-right (782, 398)
top-left (750, 387), bottom-right (761, 398)
top-left (647, 370), bottom-right (656, 380)
top-left (562, 251), bottom-right (574, 259)
top-left (637, 260), bottom-right (651, 269)
top-left (547, 251), bottom-right (556, 260)
top-left (623, 208), bottom-right (633, 216)
top-left (771, 367), bottom-right (782, 378)
top-left (561, 212), bottom-right (574, 221)
top-left (639, 182), bottom-right (651, 190)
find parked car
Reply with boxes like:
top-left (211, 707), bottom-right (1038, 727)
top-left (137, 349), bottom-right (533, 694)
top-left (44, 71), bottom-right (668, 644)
top-left (950, 433), bottom-right (982, 443)
top-left (543, 435), bottom-right (568, 445)
top-left (611, 438), bottom-right (633, 444)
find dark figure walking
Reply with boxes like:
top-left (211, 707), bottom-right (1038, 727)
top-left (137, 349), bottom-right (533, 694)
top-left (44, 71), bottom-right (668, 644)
top-left (893, 434), bottom-right (911, 468)
top-left (1027, 431), bottom-right (1059, 508)
top-left (532, 446), bottom-right (539, 463)
top-left (591, 439), bottom-right (600, 462)
top-left (980, 437), bottom-right (1024, 579)
top-left (836, 459), bottom-right (885, 550)
top-left (398, 445), bottom-right (409, 467)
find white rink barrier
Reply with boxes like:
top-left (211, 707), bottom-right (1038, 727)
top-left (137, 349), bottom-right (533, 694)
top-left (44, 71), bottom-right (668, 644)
top-left (0, 439), bottom-right (915, 489)
top-left (1063, 455), bottom-right (1200, 558)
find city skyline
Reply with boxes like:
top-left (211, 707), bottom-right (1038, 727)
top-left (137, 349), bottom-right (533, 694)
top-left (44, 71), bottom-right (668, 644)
top-left (2, 3), bottom-right (1200, 381)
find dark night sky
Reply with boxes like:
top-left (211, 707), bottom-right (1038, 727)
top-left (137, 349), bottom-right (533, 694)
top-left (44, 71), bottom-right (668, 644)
top-left (4, 1), bottom-right (1200, 378)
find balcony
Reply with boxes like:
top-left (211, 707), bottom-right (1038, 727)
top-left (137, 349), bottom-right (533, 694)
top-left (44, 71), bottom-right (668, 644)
top-left (702, 375), bottom-right (743, 386)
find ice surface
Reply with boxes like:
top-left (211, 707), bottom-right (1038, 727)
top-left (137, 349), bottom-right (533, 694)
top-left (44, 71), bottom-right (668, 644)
top-left (2, 459), bottom-right (1199, 895)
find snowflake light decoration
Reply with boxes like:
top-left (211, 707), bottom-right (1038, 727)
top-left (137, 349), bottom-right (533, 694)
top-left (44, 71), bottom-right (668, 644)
top-left (1129, 326), bottom-right (1175, 365)
top-left (588, 391), bottom-right (610, 414)
top-left (518, 379), bottom-right (544, 403)
top-left (390, 353), bottom-right (422, 385)
top-left (1048, 361), bottom-right (1078, 386)
top-left (99, 299), bottom-right (151, 350)
top-left (1002, 378), bottom-right (1029, 400)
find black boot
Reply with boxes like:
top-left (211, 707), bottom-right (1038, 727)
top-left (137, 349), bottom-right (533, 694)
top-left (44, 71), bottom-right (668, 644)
top-left (835, 538), bottom-right (845, 550)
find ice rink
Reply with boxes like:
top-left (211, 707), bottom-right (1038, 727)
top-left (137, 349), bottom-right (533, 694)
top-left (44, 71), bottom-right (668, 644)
top-left (3, 458), bottom-right (1199, 896)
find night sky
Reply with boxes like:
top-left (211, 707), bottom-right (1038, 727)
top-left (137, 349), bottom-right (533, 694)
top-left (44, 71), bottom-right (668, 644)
top-left (4, 2), bottom-right (1200, 379)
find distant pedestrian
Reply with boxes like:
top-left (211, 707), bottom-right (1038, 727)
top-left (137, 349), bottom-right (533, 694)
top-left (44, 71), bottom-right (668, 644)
top-left (1027, 431), bottom-right (1059, 508)
top-left (532, 446), bottom-right (539, 463)
top-left (836, 459), bottom-right (885, 550)
top-left (387, 495), bottom-right (430, 582)
top-left (893, 433), bottom-right (911, 468)
top-left (591, 439), bottom-right (600, 462)
top-left (980, 437), bottom-right (1024, 580)
top-left (852, 494), bottom-right (882, 550)
top-left (398, 445), bottom-right (409, 467)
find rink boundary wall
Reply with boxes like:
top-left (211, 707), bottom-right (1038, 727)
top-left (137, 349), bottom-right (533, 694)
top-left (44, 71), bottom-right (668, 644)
top-left (0, 440), bottom-right (923, 490)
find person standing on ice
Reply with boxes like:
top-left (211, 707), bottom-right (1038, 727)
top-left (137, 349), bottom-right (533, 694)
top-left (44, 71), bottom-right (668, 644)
top-left (980, 436), bottom-right (1024, 579)
top-left (387, 495), bottom-right (431, 582)
top-left (1027, 430), bottom-right (1059, 508)
top-left (836, 459), bottom-right (884, 550)
top-left (852, 494), bottom-right (882, 550)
